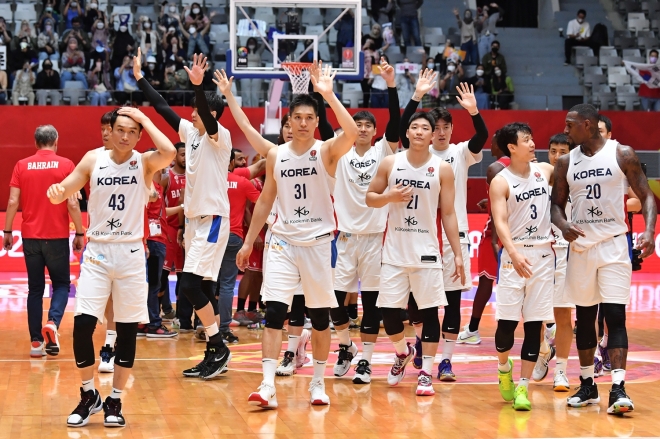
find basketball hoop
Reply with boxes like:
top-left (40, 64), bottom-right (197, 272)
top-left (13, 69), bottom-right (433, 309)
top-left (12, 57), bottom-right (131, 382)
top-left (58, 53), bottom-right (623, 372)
top-left (281, 62), bottom-right (313, 95)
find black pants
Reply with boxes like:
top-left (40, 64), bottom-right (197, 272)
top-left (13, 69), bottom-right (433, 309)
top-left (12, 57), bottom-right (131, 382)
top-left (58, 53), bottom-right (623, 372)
top-left (564, 38), bottom-right (591, 63)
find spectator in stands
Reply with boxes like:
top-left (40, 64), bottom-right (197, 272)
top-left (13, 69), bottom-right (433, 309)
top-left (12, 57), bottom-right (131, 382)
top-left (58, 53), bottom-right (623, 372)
top-left (114, 55), bottom-right (143, 105)
top-left (60, 37), bottom-right (87, 88)
top-left (0, 71), bottom-right (7, 104)
top-left (370, 54), bottom-right (390, 108)
top-left (639, 49), bottom-right (660, 111)
top-left (9, 37), bottom-right (38, 76)
top-left (162, 60), bottom-right (190, 105)
top-left (182, 3), bottom-right (210, 59)
top-left (83, 0), bottom-right (105, 33)
top-left (482, 39), bottom-right (506, 77)
top-left (12, 61), bottom-right (35, 105)
top-left (454, 7), bottom-right (479, 65)
top-left (143, 55), bottom-right (163, 90)
top-left (158, 2), bottom-right (181, 36)
top-left (62, 0), bottom-right (83, 30)
top-left (13, 21), bottom-right (37, 51)
top-left (397, 0), bottom-right (423, 46)
top-left (37, 3), bottom-right (60, 34)
top-left (438, 58), bottom-right (464, 104)
top-left (371, 0), bottom-right (395, 24)
top-left (240, 37), bottom-right (265, 107)
top-left (110, 16), bottom-right (135, 70)
top-left (362, 23), bottom-right (390, 52)
top-left (361, 38), bottom-right (377, 108)
top-left (37, 18), bottom-right (60, 62)
top-left (477, 2), bottom-right (501, 58)
top-left (564, 9), bottom-right (591, 65)
top-left (466, 63), bottom-right (489, 109)
top-left (88, 57), bottom-right (112, 105)
top-left (395, 57), bottom-right (416, 108)
top-left (163, 34), bottom-right (186, 70)
top-left (61, 16), bottom-right (91, 53)
top-left (334, 9), bottom-right (355, 66)
top-left (35, 59), bottom-right (61, 105)
top-left (137, 17), bottom-right (161, 60)
top-left (489, 66), bottom-right (513, 109)
top-left (0, 17), bottom-right (12, 47)
top-left (90, 16), bottom-right (110, 53)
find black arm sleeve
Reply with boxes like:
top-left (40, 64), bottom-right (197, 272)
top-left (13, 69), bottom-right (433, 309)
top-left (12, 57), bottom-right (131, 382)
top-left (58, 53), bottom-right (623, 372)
top-left (193, 85), bottom-right (218, 136)
top-left (399, 97), bottom-right (420, 149)
top-left (313, 92), bottom-right (334, 141)
top-left (467, 113), bottom-right (489, 155)
top-left (384, 87), bottom-right (400, 143)
top-left (137, 77), bottom-right (181, 133)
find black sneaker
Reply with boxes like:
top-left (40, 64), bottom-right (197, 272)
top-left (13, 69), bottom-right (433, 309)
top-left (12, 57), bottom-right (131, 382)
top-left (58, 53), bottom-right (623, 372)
top-left (199, 342), bottom-right (232, 379)
top-left (567, 376), bottom-right (600, 407)
top-left (221, 330), bottom-right (239, 344)
top-left (607, 381), bottom-right (634, 414)
top-left (182, 349), bottom-right (210, 377)
top-left (67, 388), bottom-right (102, 427)
top-left (103, 397), bottom-right (126, 427)
top-left (98, 345), bottom-right (115, 373)
top-left (353, 359), bottom-right (372, 384)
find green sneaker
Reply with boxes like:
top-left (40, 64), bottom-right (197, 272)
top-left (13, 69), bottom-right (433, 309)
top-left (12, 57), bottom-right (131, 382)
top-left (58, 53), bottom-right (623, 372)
top-left (512, 385), bottom-right (532, 411)
top-left (498, 358), bottom-right (515, 401)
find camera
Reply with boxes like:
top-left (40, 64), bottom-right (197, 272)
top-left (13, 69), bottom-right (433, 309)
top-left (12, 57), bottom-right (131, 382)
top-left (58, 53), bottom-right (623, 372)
top-left (632, 248), bottom-right (643, 271)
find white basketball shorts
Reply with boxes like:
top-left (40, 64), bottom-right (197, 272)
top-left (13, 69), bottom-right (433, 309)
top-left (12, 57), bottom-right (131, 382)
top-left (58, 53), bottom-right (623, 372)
top-left (183, 215), bottom-right (229, 280)
top-left (552, 246), bottom-right (574, 308)
top-left (334, 231), bottom-right (383, 292)
top-left (377, 263), bottom-right (447, 310)
top-left (442, 232), bottom-right (473, 291)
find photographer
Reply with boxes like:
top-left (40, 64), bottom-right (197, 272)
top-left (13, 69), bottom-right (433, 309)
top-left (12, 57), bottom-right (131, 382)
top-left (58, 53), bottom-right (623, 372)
top-left (158, 2), bottom-right (181, 35)
top-left (62, 0), bottom-right (83, 30)
top-left (60, 16), bottom-right (91, 53)
top-left (37, 2), bottom-right (60, 34)
top-left (395, 57), bottom-right (416, 108)
top-left (37, 18), bottom-right (59, 62)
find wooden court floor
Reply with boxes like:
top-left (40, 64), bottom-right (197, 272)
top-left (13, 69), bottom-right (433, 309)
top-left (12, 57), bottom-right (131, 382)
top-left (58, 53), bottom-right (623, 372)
top-left (1, 298), bottom-right (660, 439)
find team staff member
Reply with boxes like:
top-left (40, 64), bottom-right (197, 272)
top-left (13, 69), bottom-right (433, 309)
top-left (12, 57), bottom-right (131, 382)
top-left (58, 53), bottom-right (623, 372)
top-left (4, 125), bottom-right (84, 358)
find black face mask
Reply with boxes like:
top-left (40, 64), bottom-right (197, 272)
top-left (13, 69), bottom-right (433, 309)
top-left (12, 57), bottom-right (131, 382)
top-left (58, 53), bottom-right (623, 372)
top-left (492, 47), bottom-right (499, 54)
top-left (43, 64), bottom-right (52, 70)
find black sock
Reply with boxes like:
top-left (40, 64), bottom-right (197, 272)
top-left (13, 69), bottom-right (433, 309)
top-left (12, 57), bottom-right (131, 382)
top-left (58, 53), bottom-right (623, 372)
top-left (209, 332), bottom-right (224, 345)
top-left (248, 301), bottom-right (258, 312)
top-left (259, 300), bottom-right (266, 310)
top-left (469, 317), bottom-right (481, 333)
top-left (348, 303), bottom-right (358, 320)
top-left (546, 322), bottom-right (554, 328)
top-left (236, 297), bottom-right (246, 312)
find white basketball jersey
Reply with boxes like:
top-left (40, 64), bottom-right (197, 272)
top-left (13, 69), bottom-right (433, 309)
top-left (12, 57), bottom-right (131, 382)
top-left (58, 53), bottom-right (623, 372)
top-left (267, 200), bottom-right (278, 227)
top-left (550, 186), bottom-right (571, 248)
top-left (271, 140), bottom-right (336, 246)
top-left (567, 139), bottom-right (629, 248)
top-left (382, 152), bottom-right (442, 268)
top-left (87, 149), bottom-right (149, 243)
top-left (499, 163), bottom-right (552, 247)
top-left (334, 138), bottom-right (391, 234)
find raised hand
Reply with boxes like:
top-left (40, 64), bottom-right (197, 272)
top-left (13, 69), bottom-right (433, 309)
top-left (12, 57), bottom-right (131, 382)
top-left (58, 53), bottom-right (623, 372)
top-left (310, 61), bottom-right (336, 97)
top-left (455, 82), bottom-right (478, 114)
top-left (414, 68), bottom-right (438, 99)
top-left (309, 60), bottom-right (321, 90)
top-left (133, 47), bottom-right (143, 80)
top-left (379, 57), bottom-right (396, 87)
top-left (212, 69), bottom-right (234, 96)
top-left (184, 53), bottom-right (208, 86)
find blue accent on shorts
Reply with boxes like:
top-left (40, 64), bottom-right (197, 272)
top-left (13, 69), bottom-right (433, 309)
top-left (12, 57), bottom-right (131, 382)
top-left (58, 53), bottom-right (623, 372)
top-left (627, 232), bottom-right (633, 261)
top-left (331, 231), bottom-right (339, 269)
top-left (207, 215), bottom-right (221, 243)
top-left (496, 247), bottom-right (503, 283)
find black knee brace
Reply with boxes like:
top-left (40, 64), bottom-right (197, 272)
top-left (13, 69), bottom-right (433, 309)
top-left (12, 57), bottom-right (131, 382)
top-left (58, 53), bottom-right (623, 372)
top-left (521, 321), bottom-right (543, 363)
top-left (287, 295), bottom-right (306, 327)
top-left (407, 294), bottom-right (422, 325)
top-left (307, 307), bottom-right (331, 331)
top-left (73, 314), bottom-right (97, 368)
top-left (420, 306), bottom-right (440, 342)
top-left (330, 290), bottom-right (350, 326)
top-left (601, 303), bottom-right (628, 349)
top-left (264, 301), bottom-right (288, 330)
top-left (381, 307), bottom-right (405, 336)
top-left (114, 322), bottom-right (138, 368)
top-left (201, 279), bottom-right (218, 314)
top-left (495, 319), bottom-right (518, 353)
top-left (360, 291), bottom-right (381, 335)
top-left (442, 290), bottom-right (462, 334)
top-left (180, 272), bottom-right (210, 311)
top-left (597, 303), bottom-right (605, 338)
top-left (575, 304), bottom-right (599, 351)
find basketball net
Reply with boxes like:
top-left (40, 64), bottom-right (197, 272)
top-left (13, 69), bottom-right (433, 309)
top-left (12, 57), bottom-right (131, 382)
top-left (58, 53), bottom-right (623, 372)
top-left (281, 62), bottom-right (312, 95)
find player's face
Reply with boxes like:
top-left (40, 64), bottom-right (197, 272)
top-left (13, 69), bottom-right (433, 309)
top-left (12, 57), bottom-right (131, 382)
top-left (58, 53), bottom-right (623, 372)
top-left (289, 106), bottom-right (319, 141)
top-left (598, 121), bottom-right (611, 139)
top-left (101, 123), bottom-right (112, 145)
top-left (111, 115), bottom-right (142, 152)
top-left (234, 152), bottom-right (247, 168)
top-left (511, 132), bottom-right (535, 161)
top-left (548, 143), bottom-right (570, 166)
top-left (407, 119), bottom-right (434, 148)
top-left (355, 119), bottom-right (377, 145)
top-left (175, 148), bottom-right (185, 168)
top-left (433, 120), bottom-right (453, 147)
top-left (282, 121), bottom-right (294, 142)
top-left (190, 107), bottom-right (215, 132)
top-left (564, 111), bottom-right (590, 146)
top-left (490, 135), bottom-right (502, 157)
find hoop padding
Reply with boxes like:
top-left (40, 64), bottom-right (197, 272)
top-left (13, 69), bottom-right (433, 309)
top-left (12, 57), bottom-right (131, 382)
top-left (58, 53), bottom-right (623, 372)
top-left (282, 62), bottom-right (313, 95)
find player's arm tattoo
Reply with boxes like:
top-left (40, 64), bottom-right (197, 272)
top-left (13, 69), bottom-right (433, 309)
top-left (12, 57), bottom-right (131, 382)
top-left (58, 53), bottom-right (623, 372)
top-left (550, 155), bottom-right (571, 229)
top-left (617, 145), bottom-right (657, 233)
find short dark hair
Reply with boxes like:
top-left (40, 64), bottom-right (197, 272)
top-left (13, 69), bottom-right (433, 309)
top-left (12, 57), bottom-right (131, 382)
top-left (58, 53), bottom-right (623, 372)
top-left (549, 133), bottom-right (570, 147)
top-left (651, 49), bottom-right (659, 56)
top-left (34, 125), bottom-right (58, 147)
top-left (408, 112), bottom-right (436, 131)
top-left (101, 111), bottom-right (113, 126)
top-left (191, 92), bottom-right (225, 120)
top-left (497, 122), bottom-right (533, 157)
top-left (232, 148), bottom-right (243, 154)
top-left (72, 16), bottom-right (81, 24)
top-left (289, 94), bottom-right (318, 116)
top-left (277, 113), bottom-right (291, 145)
top-left (230, 149), bottom-right (235, 161)
top-left (174, 142), bottom-right (185, 151)
top-left (491, 40), bottom-right (500, 47)
top-left (598, 114), bottom-right (612, 133)
top-left (577, 9), bottom-right (586, 16)
top-left (569, 103), bottom-right (599, 125)
top-left (353, 110), bottom-right (377, 128)
top-left (429, 107), bottom-right (452, 125)
top-left (110, 107), bottom-right (143, 131)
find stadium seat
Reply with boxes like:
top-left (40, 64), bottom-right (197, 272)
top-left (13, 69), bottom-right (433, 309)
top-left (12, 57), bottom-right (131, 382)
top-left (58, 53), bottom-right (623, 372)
top-left (0, 4), bottom-right (11, 21)
top-left (62, 81), bottom-right (86, 106)
top-left (14, 4), bottom-right (37, 22)
top-left (405, 46), bottom-right (426, 64)
top-left (608, 73), bottom-right (631, 87)
top-left (628, 15), bottom-right (650, 32)
top-left (599, 56), bottom-right (623, 68)
top-left (575, 55), bottom-right (598, 69)
top-left (638, 36), bottom-right (660, 49)
top-left (622, 48), bottom-right (642, 57)
top-left (584, 73), bottom-right (606, 87)
top-left (424, 33), bottom-right (446, 47)
top-left (608, 66), bottom-right (627, 75)
top-left (623, 55), bottom-right (646, 63)
top-left (616, 84), bottom-right (640, 110)
top-left (592, 84), bottom-right (616, 110)
top-left (599, 46), bottom-right (618, 58)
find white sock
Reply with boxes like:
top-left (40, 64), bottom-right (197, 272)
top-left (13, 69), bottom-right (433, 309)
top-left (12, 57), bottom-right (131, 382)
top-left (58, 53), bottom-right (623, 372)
top-left (498, 360), bottom-right (511, 373)
top-left (313, 359), bottom-right (326, 380)
top-left (82, 379), bottom-right (95, 393)
top-left (287, 335), bottom-right (299, 354)
top-left (441, 339), bottom-right (455, 361)
top-left (336, 327), bottom-right (351, 346)
top-left (393, 338), bottom-right (408, 356)
top-left (105, 330), bottom-right (117, 348)
top-left (580, 364), bottom-right (595, 381)
top-left (600, 334), bottom-right (608, 348)
top-left (362, 342), bottom-right (375, 363)
top-left (518, 377), bottom-right (530, 389)
top-left (612, 368), bottom-right (625, 385)
top-left (422, 355), bottom-right (434, 375)
top-left (205, 322), bottom-right (219, 338)
top-left (555, 357), bottom-right (568, 374)
top-left (262, 358), bottom-right (277, 386)
top-left (540, 339), bottom-right (550, 355)
top-left (110, 387), bottom-right (122, 400)
top-left (414, 325), bottom-right (423, 339)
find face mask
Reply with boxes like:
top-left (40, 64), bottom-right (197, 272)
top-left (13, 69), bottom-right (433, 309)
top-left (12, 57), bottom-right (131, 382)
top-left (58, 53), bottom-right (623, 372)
top-left (188, 26), bottom-right (196, 34)
top-left (46, 7), bottom-right (53, 12)
top-left (495, 69), bottom-right (502, 76)
top-left (192, 8), bottom-right (200, 14)
top-left (447, 64), bottom-right (456, 72)
top-left (20, 42), bottom-right (28, 50)
top-left (168, 27), bottom-right (175, 34)
top-left (45, 25), bottom-right (52, 32)
top-left (119, 25), bottom-right (128, 32)
top-left (577, 18), bottom-right (583, 23)
top-left (476, 69), bottom-right (484, 76)
top-left (651, 56), bottom-right (658, 64)
top-left (169, 6), bottom-right (177, 13)
top-left (492, 47), bottom-right (499, 53)
top-left (43, 64), bottom-right (52, 70)
top-left (71, 2), bottom-right (77, 7)
top-left (97, 22), bottom-right (104, 29)
top-left (148, 63), bottom-right (155, 70)
top-left (248, 44), bottom-right (255, 50)
top-left (144, 22), bottom-right (151, 29)
top-left (427, 62), bottom-right (435, 69)
top-left (90, 3), bottom-right (98, 9)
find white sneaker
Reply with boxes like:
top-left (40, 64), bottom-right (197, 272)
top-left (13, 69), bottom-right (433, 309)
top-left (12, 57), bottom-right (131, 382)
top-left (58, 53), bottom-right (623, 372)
top-left (416, 371), bottom-right (435, 396)
top-left (295, 329), bottom-right (311, 368)
top-left (352, 359), bottom-right (372, 384)
top-left (42, 321), bottom-right (60, 356)
top-left (309, 378), bottom-right (330, 405)
top-left (248, 382), bottom-right (278, 409)
top-left (98, 345), bottom-right (115, 373)
top-left (456, 324), bottom-right (481, 345)
top-left (275, 351), bottom-right (295, 376)
top-left (333, 342), bottom-right (358, 377)
top-left (30, 341), bottom-right (45, 358)
top-left (545, 323), bottom-right (556, 347)
top-left (387, 343), bottom-right (415, 386)
top-left (303, 318), bottom-right (312, 330)
top-left (553, 370), bottom-right (570, 392)
top-left (532, 345), bottom-right (555, 382)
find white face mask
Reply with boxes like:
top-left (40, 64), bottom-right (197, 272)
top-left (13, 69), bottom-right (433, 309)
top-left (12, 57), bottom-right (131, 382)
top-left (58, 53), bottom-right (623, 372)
top-left (577, 18), bottom-right (584, 23)
top-left (70, 2), bottom-right (77, 7)
top-left (248, 44), bottom-right (255, 50)
top-left (169, 6), bottom-right (177, 13)
top-left (97, 22), bottom-right (104, 29)
top-left (188, 26), bottom-right (196, 34)
top-left (192, 8), bottom-right (200, 14)
top-left (447, 64), bottom-right (456, 72)
top-left (494, 69), bottom-right (502, 76)
top-left (168, 27), bottom-right (175, 34)
top-left (148, 63), bottom-right (155, 70)
top-left (119, 25), bottom-right (128, 32)
top-left (90, 3), bottom-right (98, 9)
top-left (45, 25), bottom-right (52, 32)
top-left (144, 22), bottom-right (151, 29)
top-left (476, 69), bottom-right (484, 76)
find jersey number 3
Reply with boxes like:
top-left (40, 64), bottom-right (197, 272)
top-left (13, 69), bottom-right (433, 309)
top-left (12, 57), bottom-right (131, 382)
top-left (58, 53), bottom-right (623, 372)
top-left (108, 194), bottom-right (125, 211)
